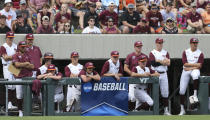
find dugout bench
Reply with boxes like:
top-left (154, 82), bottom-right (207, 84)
top-left (0, 77), bottom-right (160, 116)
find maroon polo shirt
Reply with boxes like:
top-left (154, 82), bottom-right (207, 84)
top-left (124, 52), bottom-right (150, 71)
top-left (146, 11), bottom-right (163, 28)
top-left (99, 10), bottom-right (118, 26)
top-left (182, 51), bottom-right (204, 65)
top-left (12, 52), bottom-right (33, 78)
top-left (36, 25), bottom-right (54, 34)
top-left (132, 66), bottom-right (155, 74)
top-left (26, 46), bottom-right (42, 70)
top-left (100, 60), bottom-right (123, 76)
top-left (187, 12), bottom-right (202, 23)
top-left (105, 27), bottom-right (118, 34)
top-left (133, 25), bottom-right (151, 34)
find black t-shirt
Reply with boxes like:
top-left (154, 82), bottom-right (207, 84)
top-left (84, 10), bottom-right (99, 28)
top-left (0, 26), bottom-right (11, 34)
top-left (14, 24), bottom-right (33, 34)
top-left (121, 10), bottom-right (140, 26)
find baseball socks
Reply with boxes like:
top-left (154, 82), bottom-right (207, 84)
top-left (179, 104), bottom-right (186, 115)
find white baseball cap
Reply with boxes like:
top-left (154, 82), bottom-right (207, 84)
top-left (108, 2), bottom-right (116, 6)
top-left (5, 0), bottom-right (12, 4)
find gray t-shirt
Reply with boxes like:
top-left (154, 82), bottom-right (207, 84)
top-left (160, 10), bottom-right (176, 23)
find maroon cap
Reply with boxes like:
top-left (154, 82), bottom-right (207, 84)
top-left (47, 64), bottom-right (56, 71)
top-left (190, 38), bottom-right (199, 43)
top-left (26, 33), bottom-right (34, 40)
top-left (111, 51), bottom-right (119, 57)
top-left (138, 55), bottom-right (147, 62)
top-left (6, 31), bottom-right (14, 38)
top-left (85, 62), bottom-right (95, 69)
top-left (18, 41), bottom-right (27, 47)
top-left (71, 51), bottom-right (79, 57)
top-left (44, 52), bottom-right (53, 59)
top-left (134, 41), bottom-right (143, 47)
top-left (155, 38), bottom-right (164, 43)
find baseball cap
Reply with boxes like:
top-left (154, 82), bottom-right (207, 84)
top-left (44, 52), bottom-right (54, 59)
top-left (155, 38), bottom-right (164, 43)
top-left (6, 31), bottom-right (14, 38)
top-left (107, 17), bottom-right (114, 22)
top-left (136, 0), bottom-right (144, 3)
top-left (138, 55), bottom-right (147, 62)
top-left (134, 41), bottom-right (143, 47)
top-left (85, 62), bottom-right (95, 69)
top-left (26, 33), bottom-right (34, 40)
top-left (20, 0), bottom-right (26, 5)
top-left (42, 16), bottom-right (49, 21)
top-left (71, 51), bottom-right (79, 57)
top-left (190, 38), bottom-right (199, 43)
top-left (111, 51), bottom-right (119, 57)
top-left (108, 2), bottom-right (115, 6)
top-left (4, 0), bottom-right (12, 4)
top-left (128, 3), bottom-right (135, 9)
top-left (47, 64), bottom-right (56, 71)
top-left (18, 41), bottom-right (27, 47)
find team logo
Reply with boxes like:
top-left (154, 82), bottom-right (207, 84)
top-left (83, 82), bottom-right (92, 93)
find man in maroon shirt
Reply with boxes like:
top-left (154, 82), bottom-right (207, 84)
top-left (101, 51), bottom-right (123, 81)
top-left (133, 18), bottom-right (151, 34)
top-left (187, 3), bottom-right (204, 33)
top-left (79, 62), bottom-right (101, 83)
top-left (25, 33), bottom-right (42, 77)
top-left (36, 16), bottom-right (55, 34)
top-left (99, 2), bottom-right (118, 29)
top-left (146, 4), bottom-right (164, 33)
top-left (12, 41), bottom-right (34, 117)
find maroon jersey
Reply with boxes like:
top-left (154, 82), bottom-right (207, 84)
top-left (133, 25), bottom-right (151, 33)
top-left (99, 10), bottom-right (118, 26)
top-left (26, 46), bottom-right (42, 70)
top-left (146, 11), bottom-right (163, 27)
top-left (105, 27), bottom-right (118, 34)
top-left (100, 60), bottom-right (123, 76)
top-left (187, 12), bottom-right (202, 23)
top-left (124, 52), bottom-right (149, 70)
top-left (12, 52), bottom-right (33, 78)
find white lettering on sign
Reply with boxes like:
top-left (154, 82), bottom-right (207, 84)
top-left (139, 78), bottom-right (149, 84)
top-left (93, 83), bottom-right (126, 91)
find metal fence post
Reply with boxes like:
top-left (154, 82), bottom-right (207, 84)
top-left (152, 77), bottom-right (159, 115)
top-left (46, 79), bottom-right (55, 116)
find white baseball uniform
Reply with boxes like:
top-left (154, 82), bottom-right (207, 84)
top-left (179, 48), bottom-right (204, 95)
top-left (150, 49), bottom-right (169, 98)
top-left (65, 63), bottom-right (83, 111)
top-left (133, 66), bottom-right (154, 107)
top-left (1, 43), bottom-right (17, 90)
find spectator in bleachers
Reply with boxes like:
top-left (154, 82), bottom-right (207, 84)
top-left (132, 18), bottom-right (151, 33)
top-left (149, 0), bottom-right (164, 9)
top-left (59, 22), bottom-right (71, 33)
top-left (102, 17), bottom-right (121, 33)
top-left (84, 3), bottom-right (99, 28)
top-left (201, 3), bottom-right (210, 33)
top-left (37, 3), bottom-right (54, 28)
top-left (177, 0), bottom-right (192, 12)
top-left (99, 2), bottom-right (118, 29)
top-left (55, 3), bottom-right (71, 32)
top-left (82, 16), bottom-right (101, 33)
top-left (177, 11), bottom-right (188, 33)
top-left (163, 0), bottom-right (176, 7)
top-left (36, 16), bottom-right (55, 33)
top-left (146, 4), bottom-right (164, 33)
top-left (123, 0), bottom-right (135, 9)
top-left (101, 0), bottom-right (118, 11)
top-left (161, 17), bottom-right (179, 33)
top-left (16, 0), bottom-right (35, 32)
top-left (196, 0), bottom-right (210, 14)
top-left (120, 3), bottom-right (140, 33)
top-left (136, 0), bottom-right (149, 18)
top-left (88, 0), bottom-right (102, 10)
top-left (12, 14), bottom-right (33, 33)
top-left (0, 15), bottom-right (11, 33)
top-left (30, 0), bottom-right (55, 12)
top-left (186, 3), bottom-right (204, 33)
top-left (160, 3), bottom-right (176, 24)
top-left (0, 0), bottom-right (17, 29)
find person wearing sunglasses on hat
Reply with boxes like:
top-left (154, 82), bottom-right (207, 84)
top-left (79, 62), bottom-right (101, 83)
top-left (102, 17), bottom-right (121, 34)
top-left (65, 51), bottom-right (83, 112)
top-left (201, 3), bottom-right (210, 33)
top-left (82, 16), bottom-right (101, 34)
top-left (12, 41), bottom-right (34, 117)
top-left (101, 51), bottom-right (123, 81)
top-left (161, 18), bottom-right (179, 34)
top-left (178, 38), bottom-right (204, 115)
top-left (133, 18), bottom-right (151, 33)
top-left (131, 55), bottom-right (159, 111)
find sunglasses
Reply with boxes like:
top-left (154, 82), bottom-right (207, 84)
top-left (151, 8), bottom-right (158, 10)
top-left (167, 20), bottom-right (173, 22)
top-left (65, 25), bottom-right (70, 27)
top-left (89, 19), bottom-right (95, 22)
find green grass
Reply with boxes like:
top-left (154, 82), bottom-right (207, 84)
top-left (0, 115), bottom-right (210, 120)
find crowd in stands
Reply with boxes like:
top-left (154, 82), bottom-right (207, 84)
top-left (0, 0), bottom-right (209, 34)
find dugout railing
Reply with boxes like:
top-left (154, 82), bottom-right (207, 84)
top-left (0, 77), bottom-right (160, 116)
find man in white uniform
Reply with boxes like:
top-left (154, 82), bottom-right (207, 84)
top-left (64, 52), bottom-right (83, 112)
top-left (149, 38), bottom-right (171, 115)
top-left (131, 55), bottom-right (159, 110)
top-left (178, 38), bottom-right (204, 115)
top-left (0, 31), bottom-right (17, 110)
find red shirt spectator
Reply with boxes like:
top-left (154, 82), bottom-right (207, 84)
top-left (187, 12), bottom-right (202, 23)
top-left (146, 11), bottom-right (163, 28)
top-left (36, 16), bottom-right (55, 34)
top-left (133, 19), bottom-right (151, 33)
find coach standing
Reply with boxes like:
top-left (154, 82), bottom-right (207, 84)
top-left (25, 33), bottom-right (42, 77)
top-left (12, 41), bottom-right (34, 117)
